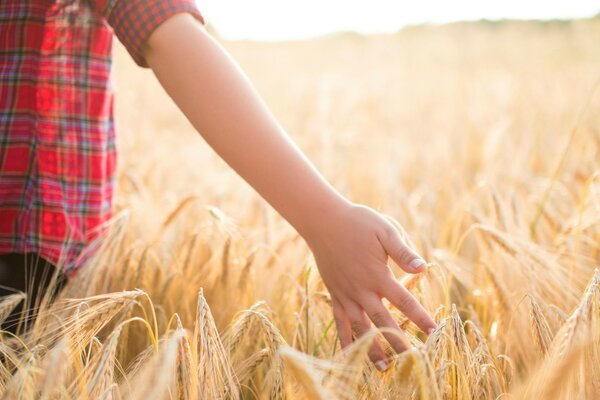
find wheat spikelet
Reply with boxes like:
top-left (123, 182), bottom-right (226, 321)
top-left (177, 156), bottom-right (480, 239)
top-left (234, 348), bottom-right (270, 383)
top-left (447, 305), bottom-right (476, 398)
top-left (517, 333), bottom-right (591, 400)
top-left (38, 337), bottom-right (70, 400)
top-left (527, 294), bottom-right (553, 356)
top-left (226, 301), bottom-right (280, 357)
top-left (481, 262), bottom-right (511, 314)
top-left (278, 345), bottom-right (329, 399)
top-left (515, 270), bottom-right (600, 399)
top-left (471, 363), bottom-right (496, 399)
top-left (251, 310), bottom-right (286, 350)
top-left (331, 328), bottom-right (382, 395)
top-left (391, 346), bottom-right (443, 400)
top-left (174, 314), bottom-right (197, 400)
top-left (550, 269), bottom-right (599, 358)
top-left (98, 383), bottom-right (118, 400)
top-left (220, 238), bottom-right (233, 286)
top-left (547, 304), bottom-right (568, 326)
top-left (278, 344), bottom-right (357, 400)
top-left (465, 321), bottom-right (505, 397)
top-left (0, 341), bottom-right (18, 382)
top-left (237, 250), bottom-right (255, 291)
top-left (407, 348), bottom-right (433, 400)
top-left (313, 291), bottom-right (332, 307)
top-left (0, 293), bottom-right (26, 325)
top-left (465, 321), bottom-right (508, 398)
top-left (450, 305), bottom-right (473, 363)
top-left (497, 354), bottom-right (514, 387)
top-left (1, 347), bottom-right (39, 400)
top-left (229, 308), bottom-right (287, 399)
top-left (161, 196), bottom-right (203, 232)
top-left (84, 322), bottom-right (125, 398)
top-left (475, 224), bottom-right (520, 257)
top-left (537, 342), bottom-right (589, 400)
top-left (60, 290), bottom-right (145, 340)
top-left (337, 329), bottom-right (376, 368)
top-left (193, 288), bottom-right (240, 399)
top-left (464, 321), bottom-right (491, 364)
top-left (391, 347), bottom-right (416, 382)
top-left (490, 189), bottom-right (511, 230)
top-left (400, 270), bottom-right (424, 293)
top-left (124, 331), bottom-right (183, 400)
top-left (122, 337), bottom-right (157, 379)
top-left (226, 300), bottom-right (268, 356)
top-left (182, 233), bottom-right (200, 271)
top-left (425, 319), bottom-right (449, 368)
top-left (270, 357), bottom-right (285, 400)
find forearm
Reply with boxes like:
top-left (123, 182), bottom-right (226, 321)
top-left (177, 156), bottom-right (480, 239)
top-left (143, 14), bottom-right (350, 238)
top-left (143, 15), bottom-right (437, 367)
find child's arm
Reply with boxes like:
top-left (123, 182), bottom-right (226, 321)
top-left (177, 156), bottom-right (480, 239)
top-left (143, 13), bottom-right (436, 367)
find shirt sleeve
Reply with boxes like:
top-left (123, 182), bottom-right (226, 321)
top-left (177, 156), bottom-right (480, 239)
top-left (88, 0), bottom-right (205, 68)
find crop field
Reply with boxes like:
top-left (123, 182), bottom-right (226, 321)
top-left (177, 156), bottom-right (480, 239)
top-left (1, 18), bottom-right (600, 399)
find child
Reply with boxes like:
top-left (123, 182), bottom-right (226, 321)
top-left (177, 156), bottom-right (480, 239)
top-left (0, 0), bottom-right (436, 370)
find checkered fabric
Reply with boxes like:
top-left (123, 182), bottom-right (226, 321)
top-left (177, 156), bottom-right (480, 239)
top-left (0, 0), bottom-right (204, 278)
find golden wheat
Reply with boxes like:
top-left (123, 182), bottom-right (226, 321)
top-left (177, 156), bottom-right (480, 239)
top-left (0, 18), bottom-right (599, 399)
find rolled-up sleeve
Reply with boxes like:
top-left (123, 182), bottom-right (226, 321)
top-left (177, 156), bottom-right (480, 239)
top-left (89, 0), bottom-right (205, 68)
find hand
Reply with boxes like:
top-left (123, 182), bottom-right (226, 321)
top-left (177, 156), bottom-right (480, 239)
top-left (303, 203), bottom-right (437, 371)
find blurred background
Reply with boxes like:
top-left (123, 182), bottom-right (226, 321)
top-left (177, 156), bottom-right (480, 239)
top-left (113, 1), bottom-right (600, 233)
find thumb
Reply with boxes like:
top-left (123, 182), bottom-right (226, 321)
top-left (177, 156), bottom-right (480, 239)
top-left (378, 225), bottom-right (427, 274)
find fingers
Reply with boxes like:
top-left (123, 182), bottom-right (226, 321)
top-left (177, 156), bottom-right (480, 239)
top-left (332, 297), bottom-right (353, 350)
top-left (333, 290), bottom-right (434, 372)
top-left (377, 225), bottom-right (427, 274)
top-left (360, 293), bottom-right (409, 354)
top-left (343, 300), bottom-right (389, 368)
top-left (384, 278), bottom-right (437, 334)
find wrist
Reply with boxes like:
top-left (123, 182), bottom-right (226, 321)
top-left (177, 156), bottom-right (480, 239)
top-left (293, 192), bottom-right (354, 244)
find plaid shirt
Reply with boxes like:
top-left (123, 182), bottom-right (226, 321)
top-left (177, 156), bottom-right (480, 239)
top-left (0, 0), bottom-right (204, 278)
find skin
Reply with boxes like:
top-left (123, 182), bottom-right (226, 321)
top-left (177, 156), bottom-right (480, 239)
top-left (142, 13), bottom-right (437, 369)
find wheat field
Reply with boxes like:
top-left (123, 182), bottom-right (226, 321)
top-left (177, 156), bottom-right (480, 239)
top-left (1, 19), bottom-right (600, 399)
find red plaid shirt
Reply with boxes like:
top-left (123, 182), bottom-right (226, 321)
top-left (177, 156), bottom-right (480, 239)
top-left (0, 0), bottom-right (204, 278)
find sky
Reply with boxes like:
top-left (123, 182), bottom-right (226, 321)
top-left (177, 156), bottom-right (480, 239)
top-left (197, 0), bottom-right (600, 41)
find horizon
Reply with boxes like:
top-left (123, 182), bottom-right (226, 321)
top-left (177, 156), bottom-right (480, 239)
top-left (208, 16), bottom-right (599, 42)
top-left (197, 1), bottom-right (600, 41)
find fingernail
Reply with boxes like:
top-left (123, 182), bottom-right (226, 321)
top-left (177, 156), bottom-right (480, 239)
top-left (408, 258), bottom-right (426, 270)
top-left (428, 327), bottom-right (436, 335)
top-left (375, 360), bottom-right (389, 372)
